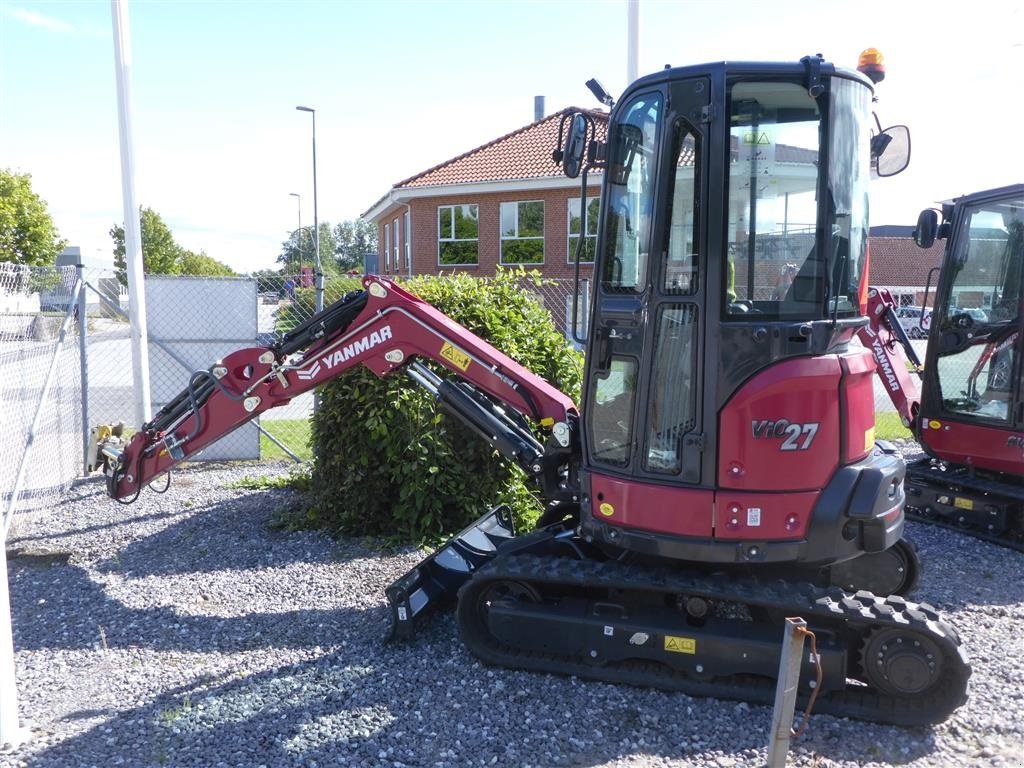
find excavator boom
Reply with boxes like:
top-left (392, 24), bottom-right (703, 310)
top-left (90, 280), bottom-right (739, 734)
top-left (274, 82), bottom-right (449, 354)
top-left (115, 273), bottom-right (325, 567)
top-left (94, 276), bottom-right (580, 506)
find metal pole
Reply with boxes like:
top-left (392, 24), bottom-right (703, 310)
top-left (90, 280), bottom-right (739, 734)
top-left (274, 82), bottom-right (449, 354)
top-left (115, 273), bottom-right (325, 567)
top-left (767, 617), bottom-right (808, 768)
top-left (311, 110), bottom-right (323, 314)
top-left (0, 539), bottom-right (29, 748)
top-left (112, 0), bottom-right (151, 426)
top-left (295, 105), bottom-right (322, 313)
top-left (77, 263), bottom-right (90, 475)
top-left (626, 0), bottom-right (640, 85)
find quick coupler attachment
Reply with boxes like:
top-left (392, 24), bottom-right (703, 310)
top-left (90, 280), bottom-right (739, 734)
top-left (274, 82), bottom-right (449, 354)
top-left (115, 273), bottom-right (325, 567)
top-left (385, 505), bottom-right (515, 641)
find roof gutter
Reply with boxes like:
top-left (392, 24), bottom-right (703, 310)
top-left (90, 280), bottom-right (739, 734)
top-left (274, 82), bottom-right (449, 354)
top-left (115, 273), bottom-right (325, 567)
top-left (362, 174), bottom-right (603, 222)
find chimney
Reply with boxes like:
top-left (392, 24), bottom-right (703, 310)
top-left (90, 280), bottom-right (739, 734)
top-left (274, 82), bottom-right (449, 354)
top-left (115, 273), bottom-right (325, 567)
top-left (534, 95), bottom-right (545, 122)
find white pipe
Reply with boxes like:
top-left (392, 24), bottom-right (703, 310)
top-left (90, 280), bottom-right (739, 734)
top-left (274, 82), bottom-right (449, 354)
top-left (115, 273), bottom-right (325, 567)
top-left (112, 0), bottom-right (152, 426)
top-left (627, 0), bottom-right (640, 85)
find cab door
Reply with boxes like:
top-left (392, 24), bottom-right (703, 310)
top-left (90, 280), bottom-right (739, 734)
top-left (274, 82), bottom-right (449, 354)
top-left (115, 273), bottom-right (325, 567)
top-left (922, 187), bottom-right (1024, 472)
top-left (584, 77), bottom-right (712, 536)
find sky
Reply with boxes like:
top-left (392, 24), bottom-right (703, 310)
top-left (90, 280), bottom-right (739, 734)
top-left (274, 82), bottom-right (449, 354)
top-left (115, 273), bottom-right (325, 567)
top-left (1, 0), bottom-right (1021, 273)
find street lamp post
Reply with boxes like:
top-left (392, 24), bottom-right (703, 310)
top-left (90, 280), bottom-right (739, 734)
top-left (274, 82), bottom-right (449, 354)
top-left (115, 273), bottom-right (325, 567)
top-left (288, 192), bottom-right (301, 277)
top-left (295, 106), bottom-right (323, 315)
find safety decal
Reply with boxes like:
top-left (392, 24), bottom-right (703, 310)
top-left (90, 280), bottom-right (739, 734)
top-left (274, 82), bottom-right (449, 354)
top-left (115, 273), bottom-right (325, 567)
top-left (747, 508), bottom-right (761, 527)
top-left (953, 497), bottom-right (974, 510)
top-left (664, 635), bottom-right (696, 654)
top-left (440, 342), bottom-right (471, 372)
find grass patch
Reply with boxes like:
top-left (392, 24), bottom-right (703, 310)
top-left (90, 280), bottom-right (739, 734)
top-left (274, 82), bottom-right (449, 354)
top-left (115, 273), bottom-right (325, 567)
top-left (875, 411), bottom-right (913, 441)
top-left (259, 418), bottom-right (312, 461)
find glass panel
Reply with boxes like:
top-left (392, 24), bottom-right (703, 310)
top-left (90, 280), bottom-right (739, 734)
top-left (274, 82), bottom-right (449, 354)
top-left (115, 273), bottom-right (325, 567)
top-left (519, 201), bottom-right (544, 237)
top-left (601, 91), bottom-right (661, 292)
top-left (645, 305), bottom-right (697, 473)
top-left (438, 207), bottom-right (452, 239)
top-left (827, 77), bottom-right (871, 317)
top-left (440, 241), bottom-right (479, 265)
top-left (663, 125), bottom-right (699, 294)
top-left (589, 357), bottom-right (637, 466)
top-left (453, 205), bottom-right (479, 238)
top-left (500, 202), bottom-right (517, 237)
top-left (935, 192), bottom-right (1024, 422)
top-left (501, 239), bottom-right (543, 264)
top-left (568, 198), bottom-right (599, 263)
top-left (725, 81), bottom-right (822, 317)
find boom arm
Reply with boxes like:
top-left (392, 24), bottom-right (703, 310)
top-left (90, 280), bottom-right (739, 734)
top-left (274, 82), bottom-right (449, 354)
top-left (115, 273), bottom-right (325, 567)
top-left (857, 287), bottom-right (922, 429)
top-left (97, 276), bottom-right (580, 507)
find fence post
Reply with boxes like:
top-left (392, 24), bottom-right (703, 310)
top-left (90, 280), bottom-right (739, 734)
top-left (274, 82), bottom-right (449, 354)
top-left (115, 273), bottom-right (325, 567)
top-left (766, 617), bottom-right (808, 768)
top-left (77, 264), bottom-right (90, 475)
top-left (0, 544), bottom-right (30, 748)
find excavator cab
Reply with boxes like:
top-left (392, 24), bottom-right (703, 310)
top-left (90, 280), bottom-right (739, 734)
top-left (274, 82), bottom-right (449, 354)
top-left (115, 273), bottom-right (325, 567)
top-left (913, 185), bottom-right (1024, 476)
top-left (560, 56), bottom-right (915, 590)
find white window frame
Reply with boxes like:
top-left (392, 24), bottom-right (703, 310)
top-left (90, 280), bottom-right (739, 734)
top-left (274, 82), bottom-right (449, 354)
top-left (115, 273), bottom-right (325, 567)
top-left (567, 197), bottom-right (598, 264)
top-left (500, 200), bottom-right (545, 265)
top-left (404, 210), bottom-right (411, 273)
top-left (437, 204), bottom-right (480, 266)
top-left (384, 223), bottom-right (390, 272)
top-left (393, 217), bottom-right (400, 274)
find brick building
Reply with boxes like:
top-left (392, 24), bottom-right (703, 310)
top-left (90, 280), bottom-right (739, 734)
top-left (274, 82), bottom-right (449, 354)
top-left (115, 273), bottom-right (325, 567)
top-left (363, 108), bottom-right (607, 281)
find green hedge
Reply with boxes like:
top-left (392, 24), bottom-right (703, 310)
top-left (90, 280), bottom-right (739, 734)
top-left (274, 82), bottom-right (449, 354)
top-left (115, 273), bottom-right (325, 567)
top-left (307, 269), bottom-right (583, 543)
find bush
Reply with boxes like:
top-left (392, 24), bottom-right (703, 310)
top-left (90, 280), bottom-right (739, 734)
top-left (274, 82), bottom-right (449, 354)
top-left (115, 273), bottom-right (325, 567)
top-left (307, 269), bottom-right (583, 543)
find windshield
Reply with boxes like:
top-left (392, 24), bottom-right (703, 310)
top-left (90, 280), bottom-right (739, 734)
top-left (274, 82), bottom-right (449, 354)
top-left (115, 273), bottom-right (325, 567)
top-left (935, 190), bottom-right (1024, 422)
top-left (599, 92), bottom-right (662, 292)
top-left (724, 76), bottom-right (871, 320)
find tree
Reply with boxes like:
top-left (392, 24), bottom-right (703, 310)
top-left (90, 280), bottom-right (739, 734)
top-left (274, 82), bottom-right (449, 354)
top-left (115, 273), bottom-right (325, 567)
top-left (179, 249), bottom-right (235, 277)
top-left (0, 169), bottom-right (67, 265)
top-left (333, 218), bottom-right (377, 271)
top-left (277, 221), bottom-right (340, 276)
top-left (110, 206), bottom-right (234, 284)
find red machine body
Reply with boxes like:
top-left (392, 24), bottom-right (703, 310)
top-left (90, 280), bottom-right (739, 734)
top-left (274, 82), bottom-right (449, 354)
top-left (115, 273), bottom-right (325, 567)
top-left (859, 184), bottom-right (1024, 547)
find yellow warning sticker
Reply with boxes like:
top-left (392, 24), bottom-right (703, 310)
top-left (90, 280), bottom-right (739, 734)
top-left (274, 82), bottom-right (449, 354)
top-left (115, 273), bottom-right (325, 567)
top-left (954, 497), bottom-right (974, 510)
top-left (599, 502), bottom-right (615, 517)
top-left (928, 420), bottom-right (942, 430)
top-left (440, 342), bottom-right (471, 372)
top-left (864, 426), bottom-right (875, 452)
top-left (664, 635), bottom-right (696, 654)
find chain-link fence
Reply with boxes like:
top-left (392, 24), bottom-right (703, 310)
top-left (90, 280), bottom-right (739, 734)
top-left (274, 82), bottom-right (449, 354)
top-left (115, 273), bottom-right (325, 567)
top-left (0, 264), bottom-right (83, 533)
top-left (2, 259), bottom-right (917, 499)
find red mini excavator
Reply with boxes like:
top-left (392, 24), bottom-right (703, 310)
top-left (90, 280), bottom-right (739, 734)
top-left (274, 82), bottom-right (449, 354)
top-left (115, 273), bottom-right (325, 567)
top-left (860, 183), bottom-right (1024, 549)
top-left (91, 53), bottom-right (971, 726)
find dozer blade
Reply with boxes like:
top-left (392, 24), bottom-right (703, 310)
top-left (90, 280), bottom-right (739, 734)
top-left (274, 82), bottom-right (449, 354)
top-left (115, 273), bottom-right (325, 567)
top-left (385, 505), bottom-right (515, 640)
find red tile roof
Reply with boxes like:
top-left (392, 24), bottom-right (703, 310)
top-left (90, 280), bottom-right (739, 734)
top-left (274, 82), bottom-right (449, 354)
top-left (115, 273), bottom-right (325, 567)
top-left (394, 108), bottom-right (609, 189)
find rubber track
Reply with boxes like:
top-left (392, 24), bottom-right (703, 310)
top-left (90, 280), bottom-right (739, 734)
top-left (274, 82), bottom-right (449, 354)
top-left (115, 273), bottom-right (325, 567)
top-left (457, 554), bottom-right (971, 727)
top-left (906, 460), bottom-right (1024, 552)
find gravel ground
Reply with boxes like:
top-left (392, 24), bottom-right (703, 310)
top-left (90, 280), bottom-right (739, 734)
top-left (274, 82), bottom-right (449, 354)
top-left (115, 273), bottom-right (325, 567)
top-left (2, 452), bottom-right (1023, 768)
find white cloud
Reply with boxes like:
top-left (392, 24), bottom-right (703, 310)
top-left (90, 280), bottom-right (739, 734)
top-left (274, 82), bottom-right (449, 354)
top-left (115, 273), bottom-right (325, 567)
top-left (7, 6), bottom-right (77, 34)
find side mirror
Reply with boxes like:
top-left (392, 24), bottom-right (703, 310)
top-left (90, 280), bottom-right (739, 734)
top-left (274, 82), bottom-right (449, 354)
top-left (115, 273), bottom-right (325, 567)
top-left (914, 208), bottom-right (938, 249)
top-left (562, 113), bottom-right (588, 179)
top-left (873, 125), bottom-right (911, 177)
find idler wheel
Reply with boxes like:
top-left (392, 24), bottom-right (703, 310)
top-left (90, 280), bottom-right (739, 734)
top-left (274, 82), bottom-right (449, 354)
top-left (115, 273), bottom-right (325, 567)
top-left (860, 627), bottom-right (942, 696)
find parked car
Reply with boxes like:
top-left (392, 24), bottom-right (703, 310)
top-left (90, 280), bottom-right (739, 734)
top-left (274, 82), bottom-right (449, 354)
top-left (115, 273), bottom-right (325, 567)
top-left (896, 306), bottom-right (932, 338)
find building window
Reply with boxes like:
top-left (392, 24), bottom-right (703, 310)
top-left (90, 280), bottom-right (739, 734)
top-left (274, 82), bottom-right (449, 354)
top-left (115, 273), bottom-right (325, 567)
top-left (438, 204), bottom-right (479, 265)
top-left (404, 210), bottom-right (411, 273)
top-left (393, 217), bottom-right (400, 274)
top-left (384, 224), bottom-right (390, 272)
top-left (568, 197), bottom-right (599, 264)
top-left (500, 201), bottom-right (544, 264)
